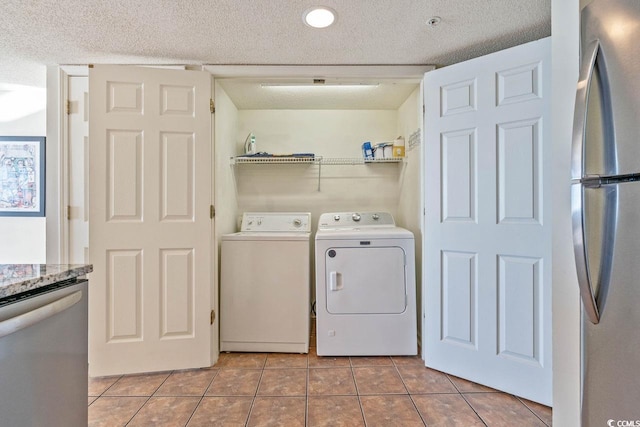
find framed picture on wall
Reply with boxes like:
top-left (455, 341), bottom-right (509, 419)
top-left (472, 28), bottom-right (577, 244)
top-left (0, 136), bottom-right (45, 217)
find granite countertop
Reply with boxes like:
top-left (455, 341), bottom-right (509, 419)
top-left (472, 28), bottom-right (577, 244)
top-left (0, 264), bottom-right (93, 300)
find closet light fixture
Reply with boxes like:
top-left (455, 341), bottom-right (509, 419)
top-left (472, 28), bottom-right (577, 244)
top-left (303, 7), bottom-right (337, 28)
top-left (260, 82), bottom-right (378, 88)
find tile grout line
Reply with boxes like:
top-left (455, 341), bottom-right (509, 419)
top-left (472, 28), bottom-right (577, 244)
top-left (182, 368), bottom-right (221, 427)
top-left (396, 357), bottom-right (426, 427)
top-left (445, 372), bottom-right (489, 427)
top-left (350, 359), bottom-right (369, 426)
top-left (305, 364), bottom-right (309, 427)
top-left (458, 393), bottom-right (490, 427)
top-left (123, 370), bottom-right (174, 426)
top-left (516, 396), bottom-right (551, 427)
top-left (90, 374), bottom-right (124, 401)
top-left (453, 386), bottom-right (548, 427)
top-left (243, 357), bottom-right (267, 427)
top-left (393, 357), bottom-right (427, 427)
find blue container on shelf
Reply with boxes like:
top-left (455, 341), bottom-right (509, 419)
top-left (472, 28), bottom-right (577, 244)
top-left (362, 141), bottom-right (374, 160)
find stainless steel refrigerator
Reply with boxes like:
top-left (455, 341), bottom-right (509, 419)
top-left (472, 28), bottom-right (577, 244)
top-left (572, 0), bottom-right (640, 425)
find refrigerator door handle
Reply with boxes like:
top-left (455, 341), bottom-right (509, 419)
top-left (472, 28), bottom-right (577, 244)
top-left (571, 184), bottom-right (600, 324)
top-left (0, 291), bottom-right (82, 339)
top-left (571, 39), bottom-right (600, 181)
top-left (571, 39), bottom-right (601, 324)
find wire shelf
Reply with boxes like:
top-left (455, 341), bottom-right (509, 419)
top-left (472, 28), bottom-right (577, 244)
top-left (231, 156), bottom-right (319, 165)
top-left (321, 157), bottom-right (404, 165)
top-left (231, 156), bottom-right (404, 166)
top-left (230, 156), bottom-right (405, 191)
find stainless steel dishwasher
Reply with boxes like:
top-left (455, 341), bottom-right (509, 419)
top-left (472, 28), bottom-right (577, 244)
top-left (0, 278), bottom-right (88, 427)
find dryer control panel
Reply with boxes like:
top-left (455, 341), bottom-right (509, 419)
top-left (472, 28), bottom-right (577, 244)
top-left (241, 212), bottom-right (311, 232)
top-left (318, 212), bottom-right (395, 229)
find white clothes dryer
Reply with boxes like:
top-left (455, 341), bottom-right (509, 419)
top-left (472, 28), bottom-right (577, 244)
top-left (315, 212), bottom-right (417, 356)
top-left (221, 212), bottom-right (311, 353)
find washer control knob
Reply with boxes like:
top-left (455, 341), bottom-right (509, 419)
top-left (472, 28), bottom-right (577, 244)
top-left (352, 213), bottom-right (361, 222)
top-left (372, 213), bottom-right (380, 220)
top-left (333, 215), bottom-right (341, 221)
top-left (257, 219), bottom-right (262, 226)
top-left (293, 219), bottom-right (302, 228)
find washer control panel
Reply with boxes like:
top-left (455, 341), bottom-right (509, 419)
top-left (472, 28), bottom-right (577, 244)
top-left (318, 212), bottom-right (395, 229)
top-left (241, 212), bottom-right (311, 232)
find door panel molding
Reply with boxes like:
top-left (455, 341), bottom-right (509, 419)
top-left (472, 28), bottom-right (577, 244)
top-left (424, 37), bottom-right (552, 405)
top-left (89, 65), bottom-right (213, 376)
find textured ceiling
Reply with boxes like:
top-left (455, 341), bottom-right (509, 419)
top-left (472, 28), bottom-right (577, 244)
top-left (0, 0), bottom-right (551, 88)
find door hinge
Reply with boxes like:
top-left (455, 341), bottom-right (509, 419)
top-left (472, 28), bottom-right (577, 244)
top-left (67, 205), bottom-right (71, 220)
top-left (210, 310), bottom-right (216, 325)
top-left (210, 205), bottom-right (215, 218)
top-left (210, 99), bottom-right (215, 114)
top-left (66, 100), bottom-right (71, 115)
top-left (423, 104), bottom-right (425, 114)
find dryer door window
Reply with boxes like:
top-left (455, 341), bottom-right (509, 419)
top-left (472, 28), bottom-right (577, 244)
top-left (325, 247), bottom-right (406, 314)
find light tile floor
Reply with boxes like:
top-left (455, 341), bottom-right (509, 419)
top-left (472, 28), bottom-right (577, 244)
top-left (88, 325), bottom-right (552, 426)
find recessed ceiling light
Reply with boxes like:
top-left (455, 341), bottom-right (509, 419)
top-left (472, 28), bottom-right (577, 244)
top-left (304, 7), bottom-right (337, 29)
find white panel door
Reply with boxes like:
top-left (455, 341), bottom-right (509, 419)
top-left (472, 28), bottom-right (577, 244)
top-left (68, 76), bottom-right (89, 264)
top-left (424, 38), bottom-right (552, 405)
top-left (89, 65), bottom-right (213, 376)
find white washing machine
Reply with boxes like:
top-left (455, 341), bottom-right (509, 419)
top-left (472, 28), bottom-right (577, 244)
top-left (220, 212), bottom-right (311, 353)
top-left (315, 212), bottom-right (417, 356)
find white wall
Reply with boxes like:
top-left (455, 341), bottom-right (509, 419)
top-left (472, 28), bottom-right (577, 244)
top-left (234, 109), bottom-right (404, 227)
top-left (214, 82), bottom-right (240, 240)
top-left (237, 109), bottom-right (399, 158)
top-left (0, 81), bottom-right (47, 264)
top-left (0, 112), bottom-right (45, 136)
top-left (395, 86), bottom-right (424, 341)
top-left (552, 0), bottom-right (581, 425)
top-left (0, 217), bottom-right (46, 263)
top-left (212, 81), bottom-right (240, 365)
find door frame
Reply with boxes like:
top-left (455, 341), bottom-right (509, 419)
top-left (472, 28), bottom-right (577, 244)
top-left (51, 64), bottom-right (433, 368)
top-left (55, 65), bottom-right (89, 265)
top-left (207, 64), bottom-right (432, 363)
